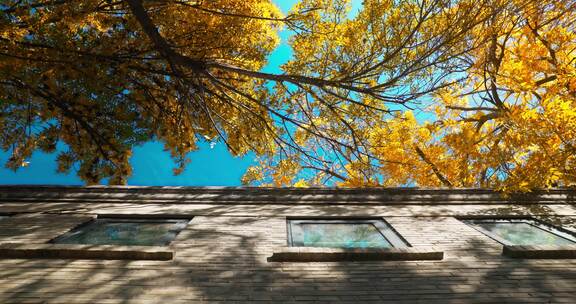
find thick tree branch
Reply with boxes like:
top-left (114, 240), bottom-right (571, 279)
top-left (124, 0), bottom-right (400, 103)
top-left (413, 145), bottom-right (453, 187)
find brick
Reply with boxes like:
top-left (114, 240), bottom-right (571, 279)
top-left (0, 186), bottom-right (575, 303)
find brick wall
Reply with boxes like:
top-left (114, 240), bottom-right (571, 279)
top-left (0, 186), bottom-right (575, 303)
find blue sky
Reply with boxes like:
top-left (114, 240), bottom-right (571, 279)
top-left (0, 0), bottom-right (363, 186)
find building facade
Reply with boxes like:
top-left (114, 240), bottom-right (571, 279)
top-left (0, 186), bottom-right (575, 303)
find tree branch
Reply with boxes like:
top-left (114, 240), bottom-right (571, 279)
top-left (413, 144), bottom-right (453, 187)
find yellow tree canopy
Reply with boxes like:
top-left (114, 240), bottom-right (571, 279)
top-left (1, 0), bottom-right (574, 191)
top-left (243, 0), bottom-right (576, 192)
top-left (1, 0), bottom-right (284, 183)
top-left (361, 0), bottom-right (576, 192)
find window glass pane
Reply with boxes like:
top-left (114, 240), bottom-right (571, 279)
top-left (473, 221), bottom-right (575, 246)
top-left (53, 219), bottom-right (189, 246)
top-left (296, 223), bottom-right (392, 249)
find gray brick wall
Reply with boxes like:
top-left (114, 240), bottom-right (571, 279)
top-left (0, 186), bottom-right (575, 303)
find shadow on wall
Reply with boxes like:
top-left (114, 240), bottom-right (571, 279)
top-left (1, 214), bottom-right (576, 303)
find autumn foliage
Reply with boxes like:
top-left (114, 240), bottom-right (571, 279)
top-left (1, 0), bottom-right (575, 191)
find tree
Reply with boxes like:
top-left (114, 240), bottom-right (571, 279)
top-left (4, 0), bottom-right (569, 192)
top-left (1, 0), bottom-right (491, 184)
top-left (1, 0), bottom-right (284, 183)
top-left (245, 0), bottom-right (576, 192)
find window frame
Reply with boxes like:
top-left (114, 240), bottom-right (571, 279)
top-left (287, 218), bottom-right (409, 249)
top-left (462, 217), bottom-right (576, 246)
top-left (50, 216), bottom-right (191, 247)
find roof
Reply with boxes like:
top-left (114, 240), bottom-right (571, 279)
top-left (0, 185), bottom-right (574, 205)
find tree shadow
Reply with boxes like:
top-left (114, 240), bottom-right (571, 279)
top-left (0, 212), bottom-right (575, 303)
top-left (0, 187), bottom-right (576, 302)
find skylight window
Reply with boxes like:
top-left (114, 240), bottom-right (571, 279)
top-left (52, 218), bottom-right (190, 246)
top-left (464, 218), bottom-right (576, 246)
top-left (288, 219), bottom-right (408, 249)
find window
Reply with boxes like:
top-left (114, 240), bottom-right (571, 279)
top-left (52, 217), bottom-right (190, 246)
top-left (463, 218), bottom-right (576, 246)
top-left (288, 218), bottom-right (408, 249)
